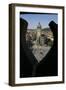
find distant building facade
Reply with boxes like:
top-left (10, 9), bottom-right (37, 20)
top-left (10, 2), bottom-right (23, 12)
top-left (26, 22), bottom-right (53, 47)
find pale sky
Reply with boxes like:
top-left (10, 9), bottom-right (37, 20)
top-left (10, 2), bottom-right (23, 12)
top-left (20, 13), bottom-right (58, 29)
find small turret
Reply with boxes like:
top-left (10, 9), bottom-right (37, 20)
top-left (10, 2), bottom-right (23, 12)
top-left (37, 22), bottom-right (42, 29)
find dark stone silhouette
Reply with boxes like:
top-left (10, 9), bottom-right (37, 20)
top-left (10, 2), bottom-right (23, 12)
top-left (20, 18), bottom-right (33, 77)
top-left (20, 18), bottom-right (58, 77)
top-left (35, 21), bottom-right (58, 76)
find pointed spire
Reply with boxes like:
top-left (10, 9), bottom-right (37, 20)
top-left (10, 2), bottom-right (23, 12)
top-left (37, 22), bottom-right (42, 29)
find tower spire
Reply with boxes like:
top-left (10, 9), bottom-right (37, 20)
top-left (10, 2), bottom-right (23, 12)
top-left (37, 22), bottom-right (42, 29)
